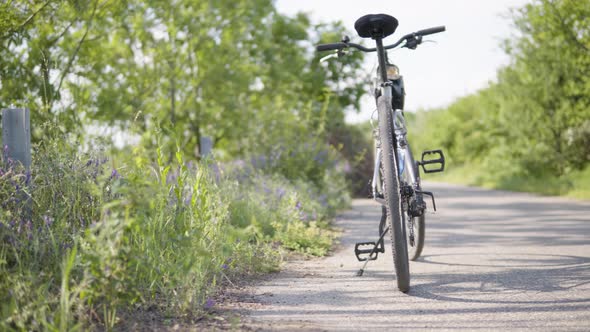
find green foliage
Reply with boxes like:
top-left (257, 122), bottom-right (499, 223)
top-left (408, 0), bottom-right (589, 197)
top-left (0, 129), bottom-right (348, 329)
top-left (0, 141), bottom-right (114, 330)
top-left (222, 167), bottom-right (344, 256)
top-left (0, 0), bottom-right (360, 329)
top-left (330, 121), bottom-right (374, 197)
top-left (497, 0), bottom-right (590, 175)
top-left (0, 0), bottom-right (365, 158)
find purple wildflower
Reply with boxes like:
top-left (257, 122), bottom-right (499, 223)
top-left (166, 172), bottom-right (177, 185)
top-left (342, 161), bottom-right (352, 173)
top-left (110, 169), bottom-right (120, 180)
top-left (295, 201), bottom-right (302, 210)
top-left (313, 150), bottom-right (328, 164)
top-left (221, 264), bottom-right (229, 270)
top-left (43, 215), bottom-right (54, 227)
top-left (204, 298), bottom-right (215, 309)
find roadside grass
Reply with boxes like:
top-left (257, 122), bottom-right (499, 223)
top-left (426, 163), bottom-right (590, 200)
top-left (0, 138), bottom-right (348, 330)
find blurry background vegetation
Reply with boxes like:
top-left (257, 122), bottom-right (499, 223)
top-left (0, 0), bottom-right (588, 329)
top-left (0, 0), bottom-right (369, 329)
top-left (409, 0), bottom-right (589, 198)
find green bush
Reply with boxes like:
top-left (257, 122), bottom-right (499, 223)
top-left (222, 168), bottom-right (342, 256)
top-left (406, 0), bottom-right (589, 198)
top-left (0, 133), bottom-right (348, 330)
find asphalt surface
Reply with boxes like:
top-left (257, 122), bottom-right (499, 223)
top-left (242, 182), bottom-right (590, 331)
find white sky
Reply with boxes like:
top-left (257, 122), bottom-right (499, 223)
top-left (275, 0), bottom-right (530, 122)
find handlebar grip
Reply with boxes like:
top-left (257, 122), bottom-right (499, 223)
top-left (316, 42), bottom-right (347, 52)
top-left (416, 26), bottom-right (446, 36)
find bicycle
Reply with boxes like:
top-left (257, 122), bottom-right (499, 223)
top-left (317, 14), bottom-right (446, 292)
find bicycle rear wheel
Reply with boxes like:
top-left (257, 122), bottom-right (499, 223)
top-left (377, 96), bottom-right (410, 292)
top-left (402, 158), bottom-right (425, 261)
top-left (407, 214), bottom-right (425, 261)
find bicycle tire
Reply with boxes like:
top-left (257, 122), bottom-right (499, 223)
top-left (377, 95), bottom-right (410, 292)
top-left (402, 158), bottom-right (425, 261)
top-left (407, 214), bottom-right (425, 261)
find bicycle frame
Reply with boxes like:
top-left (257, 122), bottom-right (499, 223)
top-left (373, 116), bottom-right (421, 193)
top-left (370, 37), bottom-right (421, 203)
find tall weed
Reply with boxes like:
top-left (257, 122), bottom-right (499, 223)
top-left (0, 135), bottom-right (349, 329)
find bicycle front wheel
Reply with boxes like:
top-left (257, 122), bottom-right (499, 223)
top-left (377, 96), bottom-right (410, 292)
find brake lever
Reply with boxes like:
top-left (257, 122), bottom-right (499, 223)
top-left (319, 50), bottom-right (347, 63)
top-left (403, 35), bottom-right (423, 50)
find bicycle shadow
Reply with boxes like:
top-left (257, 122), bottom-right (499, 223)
top-left (402, 253), bottom-right (590, 305)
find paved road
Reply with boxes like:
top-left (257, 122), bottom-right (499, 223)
top-left (242, 183), bottom-right (590, 331)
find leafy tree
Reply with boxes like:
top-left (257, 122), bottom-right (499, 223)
top-left (0, 0), bottom-right (362, 163)
top-left (497, 0), bottom-right (590, 175)
top-left (0, 0), bottom-right (114, 138)
top-left (1, 0), bottom-right (366, 166)
top-left (409, 0), bottom-right (589, 183)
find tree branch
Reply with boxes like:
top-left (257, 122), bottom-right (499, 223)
top-left (48, 21), bottom-right (74, 45)
top-left (17, 0), bottom-right (53, 31)
top-left (54, 0), bottom-right (100, 99)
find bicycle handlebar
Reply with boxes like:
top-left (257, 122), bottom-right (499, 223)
top-left (415, 26), bottom-right (446, 36)
top-left (316, 43), bottom-right (348, 52)
top-left (316, 25), bottom-right (446, 53)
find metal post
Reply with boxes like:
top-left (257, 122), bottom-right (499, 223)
top-left (2, 108), bottom-right (31, 168)
top-left (200, 136), bottom-right (213, 158)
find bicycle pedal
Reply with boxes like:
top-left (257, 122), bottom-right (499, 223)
top-left (354, 242), bottom-right (383, 261)
top-left (418, 149), bottom-right (445, 173)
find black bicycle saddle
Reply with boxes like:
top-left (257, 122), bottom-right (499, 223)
top-left (354, 14), bottom-right (399, 39)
